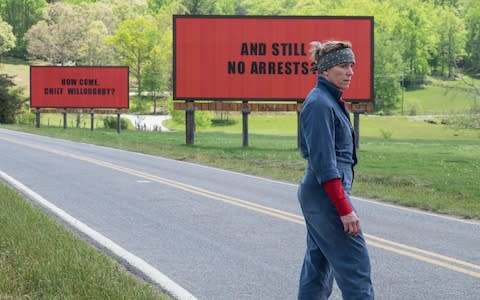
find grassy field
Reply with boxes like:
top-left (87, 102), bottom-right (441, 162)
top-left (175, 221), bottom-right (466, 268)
top-left (395, 75), bottom-right (480, 115)
top-left (0, 182), bottom-right (170, 299)
top-left (0, 57), bottom-right (30, 94)
top-left (401, 85), bottom-right (476, 115)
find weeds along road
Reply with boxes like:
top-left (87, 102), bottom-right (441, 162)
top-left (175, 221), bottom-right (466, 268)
top-left (0, 128), bottom-right (479, 300)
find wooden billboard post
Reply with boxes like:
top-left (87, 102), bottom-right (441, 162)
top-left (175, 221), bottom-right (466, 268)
top-left (90, 109), bottom-right (94, 131)
top-left (35, 109), bottom-right (40, 128)
top-left (242, 101), bottom-right (250, 147)
top-left (348, 102), bottom-right (372, 149)
top-left (186, 108), bottom-right (195, 145)
top-left (116, 112), bottom-right (121, 133)
top-left (185, 100), bottom-right (195, 145)
top-left (354, 111), bottom-right (361, 149)
top-left (62, 109), bottom-right (67, 129)
top-left (297, 101), bottom-right (302, 149)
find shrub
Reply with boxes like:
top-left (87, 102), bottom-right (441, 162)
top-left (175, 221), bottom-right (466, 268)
top-left (443, 104), bottom-right (480, 129)
top-left (408, 104), bottom-right (418, 116)
top-left (16, 108), bottom-right (35, 125)
top-left (103, 116), bottom-right (129, 130)
top-left (380, 129), bottom-right (393, 140)
top-left (0, 74), bottom-right (24, 124)
top-left (211, 118), bottom-right (237, 126)
top-left (166, 98), bottom-right (212, 129)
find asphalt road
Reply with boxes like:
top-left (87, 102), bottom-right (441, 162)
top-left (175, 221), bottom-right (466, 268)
top-left (1, 128), bottom-right (479, 300)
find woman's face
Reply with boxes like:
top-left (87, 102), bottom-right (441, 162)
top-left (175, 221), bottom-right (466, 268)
top-left (322, 63), bottom-right (354, 91)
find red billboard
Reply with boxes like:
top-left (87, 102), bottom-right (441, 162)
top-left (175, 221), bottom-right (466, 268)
top-left (30, 66), bottom-right (129, 108)
top-left (174, 16), bottom-right (373, 102)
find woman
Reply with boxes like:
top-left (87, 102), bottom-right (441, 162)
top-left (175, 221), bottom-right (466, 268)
top-left (297, 40), bottom-right (374, 300)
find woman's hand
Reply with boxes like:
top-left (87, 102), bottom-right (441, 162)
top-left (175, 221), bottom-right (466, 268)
top-left (340, 211), bottom-right (361, 236)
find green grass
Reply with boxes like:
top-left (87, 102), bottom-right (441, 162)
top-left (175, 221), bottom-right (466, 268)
top-left (356, 140), bottom-right (480, 216)
top-left (0, 57), bottom-right (30, 94)
top-left (0, 182), bottom-right (170, 299)
top-left (171, 112), bottom-right (480, 141)
top-left (401, 85), bottom-right (477, 115)
top-left (361, 115), bottom-right (480, 140)
top-left (398, 75), bottom-right (480, 115)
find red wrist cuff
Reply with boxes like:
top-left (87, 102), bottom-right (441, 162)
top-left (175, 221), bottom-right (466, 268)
top-left (322, 178), bottom-right (353, 216)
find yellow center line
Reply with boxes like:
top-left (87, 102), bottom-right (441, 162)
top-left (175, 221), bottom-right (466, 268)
top-left (2, 135), bottom-right (480, 280)
top-left (365, 234), bottom-right (480, 271)
top-left (366, 240), bottom-right (480, 279)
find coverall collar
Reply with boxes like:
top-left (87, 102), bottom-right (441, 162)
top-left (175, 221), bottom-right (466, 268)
top-left (316, 76), bottom-right (349, 119)
top-left (316, 76), bottom-right (343, 101)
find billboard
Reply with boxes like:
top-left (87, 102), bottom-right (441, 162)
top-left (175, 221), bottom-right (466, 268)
top-left (174, 16), bottom-right (373, 102)
top-left (30, 66), bottom-right (129, 108)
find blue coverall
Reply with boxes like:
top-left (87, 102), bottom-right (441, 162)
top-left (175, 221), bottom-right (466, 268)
top-left (297, 77), bottom-right (374, 300)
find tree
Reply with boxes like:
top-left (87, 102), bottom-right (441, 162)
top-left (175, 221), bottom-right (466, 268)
top-left (62, 0), bottom-right (96, 4)
top-left (391, 0), bottom-right (437, 86)
top-left (147, 0), bottom-right (187, 99)
top-left (214, 0), bottom-right (238, 14)
top-left (291, 0), bottom-right (326, 15)
top-left (143, 46), bottom-right (165, 114)
top-left (100, 0), bottom-right (149, 22)
top-left (242, 0), bottom-right (295, 15)
top-left (23, 2), bottom-right (87, 64)
top-left (0, 17), bottom-right (16, 58)
top-left (61, 1), bottom-right (119, 66)
top-left (147, 0), bottom-right (177, 13)
top-left (154, 0), bottom-right (187, 30)
top-left (107, 16), bottom-right (159, 95)
top-left (0, 74), bottom-right (24, 124)
top-left (462, 0), bottom-right (480, 74)
top-left (432, 0), bottom-right (460, 6)
top-left (369, 2), bottom-right (404, 113)
top-left (80, 1), bottom-right (120, 34)
top-left (77, 21), bottom-right (116, 65)
top-left (433, 7), bottom-right (466, 78)
top-left (182, 0), bottom-right (216, 14)
top-left (0, 0), bottom-right (47, 57)
top-left (374, 36), bottom-right (404, 113)
top-left (143, 1), bottom-right (185, 112)
top-left (142, 6), bottom-right (176, 113)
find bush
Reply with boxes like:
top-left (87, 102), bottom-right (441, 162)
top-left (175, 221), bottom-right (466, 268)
top-left (0, 74), bottom-right (24, 124)
top-left (379, 129), bottom-right (393, 140)
top-left (408, 104), bottom-right (418, 116)
top-left (167, 98), bottom-right (212, 129)
top-left (103, 116), bottom-right (129, 130)
top-left (211, 118), bottom-right (237, 126)
top-left (16, 108), bottom-right (35, 125)
top-left (443, 104), bottom-right (480, 129)
top-left (129, 96), bottom-right (151, 114)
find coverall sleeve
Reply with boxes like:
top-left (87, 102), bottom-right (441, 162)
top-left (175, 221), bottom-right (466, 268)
top-left (301, 98), bottom-right (340, 185)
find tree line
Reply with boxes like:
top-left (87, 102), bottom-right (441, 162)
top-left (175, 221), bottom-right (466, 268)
top-left (0, 0), bottom-right (479, 114)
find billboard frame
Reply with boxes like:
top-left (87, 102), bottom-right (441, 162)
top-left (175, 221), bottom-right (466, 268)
top-left (173, 15), bottom-right (374, 103)
top-left (30, 65), bottom-right (130, 109)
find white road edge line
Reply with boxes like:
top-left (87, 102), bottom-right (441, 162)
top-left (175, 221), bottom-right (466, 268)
top-left (0, 170), bottom-right (198, 300)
